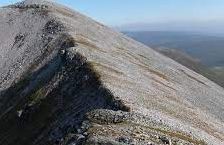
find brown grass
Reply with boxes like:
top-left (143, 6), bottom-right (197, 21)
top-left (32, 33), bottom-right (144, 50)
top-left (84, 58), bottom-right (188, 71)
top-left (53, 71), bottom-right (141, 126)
top-left (75, 37), bottom-right (107, 53)
top-left (137, 63), bottom-right (168, 81)
top-left (91, 62), bottom-right (124, 76)
top-left (55, 7), bottom-right (75, 18)
top-left (151, 77), bottom-right (176, 91)
top-left (179, 69), bottom-right (208, 86)
top-left (125, 122), bottom-right (207, 145)
top-left (138, 54), bottom-right (152, 62)
top-left (88, 121), bottom-right (207, 145)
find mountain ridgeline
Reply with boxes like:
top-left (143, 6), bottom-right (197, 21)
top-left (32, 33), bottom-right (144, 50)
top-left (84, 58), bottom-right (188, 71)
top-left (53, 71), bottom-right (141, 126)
top-left (0, 1), bottom-right (224, 145)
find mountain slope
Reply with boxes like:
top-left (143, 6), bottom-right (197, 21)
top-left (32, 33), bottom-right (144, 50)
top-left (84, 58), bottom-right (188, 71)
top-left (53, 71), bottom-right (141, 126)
top-left (124, 31), bottom-right (224, 67)
top-left (124, 31), bottom-right (224, 88)
top-left (154, 47), bottom-right (224, 88)
top-left (0, 1), bottom-right (224, 145)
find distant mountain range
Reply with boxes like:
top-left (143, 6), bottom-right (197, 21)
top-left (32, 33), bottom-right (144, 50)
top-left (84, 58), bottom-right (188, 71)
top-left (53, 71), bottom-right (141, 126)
top-left (124, 31), bottom-right (224, 87)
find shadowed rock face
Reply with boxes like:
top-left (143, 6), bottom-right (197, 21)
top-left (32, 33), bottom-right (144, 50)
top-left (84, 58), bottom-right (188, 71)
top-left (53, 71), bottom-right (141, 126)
top-left (0, 0), bottom-right (224, 145)
top-left (0, 44), bottom-right (119, 144)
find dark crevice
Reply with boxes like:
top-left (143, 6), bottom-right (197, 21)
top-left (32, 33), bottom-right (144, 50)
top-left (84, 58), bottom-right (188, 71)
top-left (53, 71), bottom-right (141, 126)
top-left (13, 33), bottom-right (26, 48)
top-left (44, 20), bottom-right (64, 35)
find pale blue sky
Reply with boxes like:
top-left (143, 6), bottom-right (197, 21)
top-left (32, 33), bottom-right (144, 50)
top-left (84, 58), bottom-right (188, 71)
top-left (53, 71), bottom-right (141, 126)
top-left (1, 0), bottom-right (224, 29)
top-left (58, 0), bottom-right (224, 26)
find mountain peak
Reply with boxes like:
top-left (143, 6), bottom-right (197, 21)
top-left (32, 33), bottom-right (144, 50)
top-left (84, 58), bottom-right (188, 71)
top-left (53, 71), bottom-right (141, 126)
top-left (23, 0), bottom-right (54, 3)
top-left (0, 1), bottom-right (224, 145)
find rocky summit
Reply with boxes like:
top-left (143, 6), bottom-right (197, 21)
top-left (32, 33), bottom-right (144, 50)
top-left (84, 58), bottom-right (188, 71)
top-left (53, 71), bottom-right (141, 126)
top-left (0, 0), bottom-right (224, 145)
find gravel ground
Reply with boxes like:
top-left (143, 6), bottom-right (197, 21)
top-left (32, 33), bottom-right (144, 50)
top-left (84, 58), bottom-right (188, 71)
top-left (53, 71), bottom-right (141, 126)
top-left (0, 0), bottom-right (224, 145)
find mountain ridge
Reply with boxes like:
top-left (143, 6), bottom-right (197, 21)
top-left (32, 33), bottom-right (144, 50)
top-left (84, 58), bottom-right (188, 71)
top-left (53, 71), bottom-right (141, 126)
top-left (0, 1), bottom-right (224, 144)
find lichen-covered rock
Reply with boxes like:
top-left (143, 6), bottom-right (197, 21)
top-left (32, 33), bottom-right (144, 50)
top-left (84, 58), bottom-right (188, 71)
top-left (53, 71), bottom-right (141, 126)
top-left (86, 109), bottom-right (130, 124)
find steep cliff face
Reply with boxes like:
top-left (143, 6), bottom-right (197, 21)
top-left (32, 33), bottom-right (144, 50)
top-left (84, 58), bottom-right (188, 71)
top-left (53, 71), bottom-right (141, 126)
top-left (0, 1), bottom-right (224, 145)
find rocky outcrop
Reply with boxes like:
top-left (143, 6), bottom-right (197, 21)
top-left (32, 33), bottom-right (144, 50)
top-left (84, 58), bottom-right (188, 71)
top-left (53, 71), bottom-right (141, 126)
top-left (0, 0), bottom-right (224, 145)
